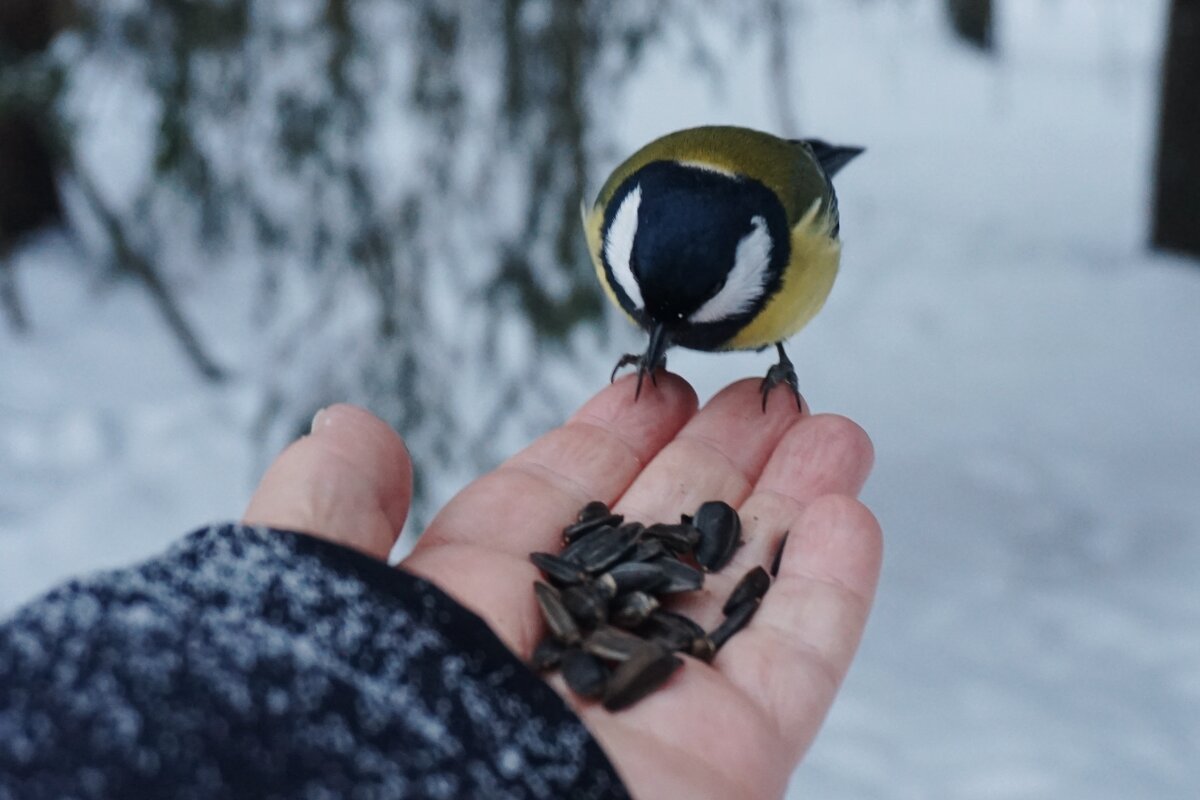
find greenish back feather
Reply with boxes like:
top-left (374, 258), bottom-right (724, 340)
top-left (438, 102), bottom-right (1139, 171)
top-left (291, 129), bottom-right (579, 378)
top-left (590, 126), bottom-right (832, 227)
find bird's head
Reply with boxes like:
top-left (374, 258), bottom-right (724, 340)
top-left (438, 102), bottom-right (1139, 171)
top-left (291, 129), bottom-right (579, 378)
top-left (598, 160), bottom-right (791, 352)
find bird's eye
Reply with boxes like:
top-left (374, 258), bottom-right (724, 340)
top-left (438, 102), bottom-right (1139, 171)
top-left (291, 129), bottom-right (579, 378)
top-left (710, 277), bottom-right (727, 296)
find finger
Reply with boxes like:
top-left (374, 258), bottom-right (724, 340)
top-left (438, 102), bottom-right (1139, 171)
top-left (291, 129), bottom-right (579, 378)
top-left (243, 404), bottom-right (413, 561)
top-left (613, 378), bottom-right (804, 524)
top-left (668, 414), bottom-right (876, 627)
top-left (725, 414), bottom-right (875, 575)
top-left (413, 372), bottom-right (697, 557)
top-left (716, 494), bottom-right (882, 756)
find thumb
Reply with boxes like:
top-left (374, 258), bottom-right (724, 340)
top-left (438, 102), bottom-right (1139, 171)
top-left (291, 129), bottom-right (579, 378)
top-left (243, 404), bottom-right (413, 561)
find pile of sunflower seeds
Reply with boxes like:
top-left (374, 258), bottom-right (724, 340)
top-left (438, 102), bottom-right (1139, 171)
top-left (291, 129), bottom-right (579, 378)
top-left (530, 500), bottom-right (786, 711)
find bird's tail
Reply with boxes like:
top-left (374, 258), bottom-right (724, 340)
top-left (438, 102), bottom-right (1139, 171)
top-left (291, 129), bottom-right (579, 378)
top-left (796, 139), bottom-right (865, 178)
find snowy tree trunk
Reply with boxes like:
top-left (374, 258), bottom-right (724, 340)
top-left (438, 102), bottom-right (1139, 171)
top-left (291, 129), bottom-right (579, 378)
top-left (1152, 0), bottom-right (1200, 258)
top-left (945, 0), bottom-right (993, 52)
top-left (0, 117), bottom-right (52, 331)
top-left (0, 0), bottom-right (73, 333)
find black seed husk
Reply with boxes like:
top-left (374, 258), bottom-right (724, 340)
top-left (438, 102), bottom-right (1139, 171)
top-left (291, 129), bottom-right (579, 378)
top-left (652, 557), bottom-right (705, 593)
top-left (560, 525), bottom-right (609, 561)
top-left (611, 591), bottom-right (659, 628)
top-left (577, 500), bottom-right (611, 523)
top-left (627, 538), bottom-right (669, 563)
top-left (603, 643), bottom-right (682, 711)
top-left (693, 500), bottom-right (742, 572)
top-left (562, 649), bottom-right (609, 699)
top-left (710, 598), bottom-right (760, 652)
top-left (639, 610), bottom-right (706, 653)
top-left (643, 522), bottom-right (702, 554)
top-left (583, 625), bottom-right (648, 662)
top-left (536, 499), bottom-right (768, 708)
top-left (561, 524), bottom-right (641, 573)
top-left (562, 514), bottom-right (624, 545)
top-left (647, 630), bottom-right (693, 654)
top-left (770, 531), bottom-right (790, 577)
top-left (530, 551), bottom-right (587, 586)
top-left (647, 609), bottom-right (706, 639)
top-left (690, 635), bottom-right (716, 662)
top-left (534, 581), bottom-right (581, 645)
top-left (617, 521), bottom-right (646, 538)
top-left (592, 572), bottom-right (618, 600)
top-left (605, 561), bottom-right (669, 594)
top-left (531, 637), bottom-right (567, 671)
top-left (722, 566), bottom-right (771, 615)
top-left (561, 583), bottom-right (608, 627)
top-left (559, 520), bottom-right (619, 551)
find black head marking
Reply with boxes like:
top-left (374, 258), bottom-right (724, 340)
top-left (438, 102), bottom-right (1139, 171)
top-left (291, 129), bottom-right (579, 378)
top-left (601, 161), bottom-right (790, 350)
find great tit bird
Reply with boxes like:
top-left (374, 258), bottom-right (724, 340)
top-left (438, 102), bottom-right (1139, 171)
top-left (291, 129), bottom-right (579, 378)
top-left (582, 125), bottom-right (862, 410)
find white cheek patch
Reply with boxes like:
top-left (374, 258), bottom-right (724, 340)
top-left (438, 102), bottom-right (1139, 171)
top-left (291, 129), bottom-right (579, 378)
top-left (604, 185), bottom-right (644, 309)
top-left (689, 215), bottom-right (773, 324)
top-left (676, 160), bottom-right (739, 179)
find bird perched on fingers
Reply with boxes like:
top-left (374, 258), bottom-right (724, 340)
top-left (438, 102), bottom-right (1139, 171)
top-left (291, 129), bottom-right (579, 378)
top-left (582, 125), bottom-right (863, 410)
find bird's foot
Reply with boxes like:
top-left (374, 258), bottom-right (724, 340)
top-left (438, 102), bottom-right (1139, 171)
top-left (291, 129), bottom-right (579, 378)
top-left (760, 343), bottom-right (803, 412)
top-left (610, 352), bottom-right (667, 399)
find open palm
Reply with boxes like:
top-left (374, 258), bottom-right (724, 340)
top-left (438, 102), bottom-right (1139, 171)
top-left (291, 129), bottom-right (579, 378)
top-left (246, 374), bottom-right (881, 799)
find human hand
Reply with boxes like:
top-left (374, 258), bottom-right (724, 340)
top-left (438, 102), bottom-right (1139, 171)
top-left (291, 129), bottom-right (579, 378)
top-left (244, 374), bottom-right (881, 799)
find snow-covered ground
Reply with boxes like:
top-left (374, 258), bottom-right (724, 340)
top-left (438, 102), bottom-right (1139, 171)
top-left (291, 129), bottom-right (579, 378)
top-left (3, 1), bottom-right (1197, 797)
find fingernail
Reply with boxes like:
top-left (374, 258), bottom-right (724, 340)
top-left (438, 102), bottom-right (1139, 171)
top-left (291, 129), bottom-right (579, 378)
top-left (310, 407), bottom-right (328, 434)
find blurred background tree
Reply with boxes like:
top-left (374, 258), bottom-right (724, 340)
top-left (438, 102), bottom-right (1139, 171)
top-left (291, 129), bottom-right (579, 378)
top-left (0, 0), bottom-right (72, 333)
top-left (1152, 0), bottom-right (1200, 258)
top-left (944, 0), bottom-right (994, 52)
top-left (8, 0), bottom-right (688, 517)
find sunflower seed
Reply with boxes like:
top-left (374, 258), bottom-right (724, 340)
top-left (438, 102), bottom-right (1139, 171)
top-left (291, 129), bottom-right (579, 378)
top-left (611, 591), bottom-right (659, 628)
top-left (562, 649), bottom-right (609, 699)
top-left (722, 566), bottom-right (771, 615)
top-left (531, 637), bottom-right (567, 671)
top-left (627, 537), bottom-right (669, 563)
top-left (561, 583), bottom-right (609, 627)
top-left (604, 561), bottom-right (668, 594)
top-left (690, 635), bottom-right (716, 662)
top-left (562, 514), bottom-right (624, 545)
top-left (535, 498), bottom-right (773, 708)
top-left (617, 520), bottom-right (646, 538)
top-left (643, 522), bottom-right (702, 554)
top-left (583, 625), bottom-right (648, 662)
top-left (652, 557), bottom-right (704, 594)
top-left (639, 610), bottom-right (705, 653)
top-left (562, 524), bottom-right (641, 573)
top-left (559, 525), bottom-right (615, 564)
top-left (577, 500), bottom-right (612, 523)
top-left (591, 572), bottom-right (619, 600)
top-left (534, 581), bottom-right (581, 645)
top-left (693, 500), bottom-right (742, 572)
top-left (770, 531), bottom-right (789, 577)
top-left (603, 642), bottom-right (682, 711)
top-left (710, 597), bottom-right (760, 653)
top-left (530, 552), bottom-right (587, 586)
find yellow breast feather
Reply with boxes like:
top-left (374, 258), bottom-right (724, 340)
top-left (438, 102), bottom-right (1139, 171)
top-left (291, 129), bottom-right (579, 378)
top-left (725, 198), bottom-right (841, 350)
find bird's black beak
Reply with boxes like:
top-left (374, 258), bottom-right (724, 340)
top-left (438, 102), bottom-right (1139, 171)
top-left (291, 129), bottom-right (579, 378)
top-left (636, 322), bottom-right (670, 399)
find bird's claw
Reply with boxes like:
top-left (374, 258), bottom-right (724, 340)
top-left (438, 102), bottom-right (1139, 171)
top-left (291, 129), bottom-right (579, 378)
top-left (610, 352), bottom-right (667, 399)
top-left (760, 344), bottom-right (803, 412)
top-left (610, 353), bottom-right (643, 384)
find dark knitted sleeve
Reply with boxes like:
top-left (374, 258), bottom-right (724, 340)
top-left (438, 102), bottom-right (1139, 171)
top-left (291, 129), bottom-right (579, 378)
top-left (0, 524), bottom-right (630, 800)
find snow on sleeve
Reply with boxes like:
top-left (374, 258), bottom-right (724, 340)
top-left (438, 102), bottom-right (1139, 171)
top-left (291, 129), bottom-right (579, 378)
top-left (0, 524), bottom-right (629, 800)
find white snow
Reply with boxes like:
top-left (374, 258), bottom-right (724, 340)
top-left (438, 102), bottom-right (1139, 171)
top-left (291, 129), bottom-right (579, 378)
top-left (2, 1), bottom-right (1198, 797)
